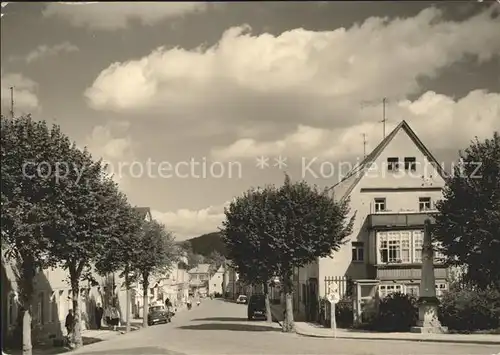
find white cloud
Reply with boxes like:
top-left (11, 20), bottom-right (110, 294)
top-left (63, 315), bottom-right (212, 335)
top-left (83, 121), bottom-right (136, 190)
top-left (85, 6), bottom-right (500, 162)
top-left (43, 2), bottom-right (208, 30)
top-left (152, 202), bottom-right (229, 240)
top-left (1, 71), bottom-right (40, 115)
top-left (212, 90), bottom-right (500, 160)
top-left (24, 42), bottom-right (79, 63)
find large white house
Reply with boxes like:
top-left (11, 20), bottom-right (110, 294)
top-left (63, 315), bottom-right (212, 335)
top-left (296, 120), bottom-right (450, 322)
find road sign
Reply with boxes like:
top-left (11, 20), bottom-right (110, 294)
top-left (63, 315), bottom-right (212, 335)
top-left (326, 292), bottom-right (340, 304)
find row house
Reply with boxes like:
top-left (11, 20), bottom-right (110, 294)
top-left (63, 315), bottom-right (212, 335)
top-left (296, 120), bottom-right (451, 323)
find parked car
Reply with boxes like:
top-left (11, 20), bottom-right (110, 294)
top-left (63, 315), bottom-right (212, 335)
top-left (236, 295), bottom-right (248, 304)
top-left (147, 305), bottom-right (171, 326)
top-left (247, 294), bottom-right (267, 320)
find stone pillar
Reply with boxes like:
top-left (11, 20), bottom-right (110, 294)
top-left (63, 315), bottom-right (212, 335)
top-left (411, 219), bottom-right (447, 334)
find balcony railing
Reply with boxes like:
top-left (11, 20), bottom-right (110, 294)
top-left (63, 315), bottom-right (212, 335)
top-left (367, 212), bottom-right (437, 229)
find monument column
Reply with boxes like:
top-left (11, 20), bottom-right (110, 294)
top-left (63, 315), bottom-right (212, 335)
top-left (411, 219), bottom-right (447, 333)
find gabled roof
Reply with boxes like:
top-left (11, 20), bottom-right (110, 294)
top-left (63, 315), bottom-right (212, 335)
top-left (331, 120), bottom-right (447, 201)
top-left (133, 207), bottom-right (152, 221)
top-left (188, 263), bottom-right (210, 274)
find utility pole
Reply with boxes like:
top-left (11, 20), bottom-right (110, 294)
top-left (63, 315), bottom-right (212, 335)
top-left (362, 133), bottom-right (367, 158)
top-left (381, 97), bottom-right (387, 139)
top-left (10, 86), bottom-right (14, 118)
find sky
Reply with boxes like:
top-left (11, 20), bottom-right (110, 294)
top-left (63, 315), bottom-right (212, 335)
top-left (1, 1), bottom-right (499, 240)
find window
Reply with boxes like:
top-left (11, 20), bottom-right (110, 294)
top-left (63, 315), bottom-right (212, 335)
top-left (433, 241), bottom-right (445, 263)
top-left (435, 283), bottom-right (448, 297)
top-left (387, 157), bottom-right (399, 171)
top-left (8, 293), bottom-right (16, 326)
top-left (36, 292), bottom-right (44, 325)
top-left (378, 284), bottom-right (402, 298)
top-left (413, 230), bottom-right (423, 263)
top-left (379, 231), bottom-right (411, 263)
top-left (406, 285), bottom-right (419, 297)
top-left (374, 198), bottom-right (386, 212)
top-left (351, 242), bottom-right (364, 262)
top-left (419, 197), bottom-right (432, 211)
top-left (404, 157), bottom-right (416, 171)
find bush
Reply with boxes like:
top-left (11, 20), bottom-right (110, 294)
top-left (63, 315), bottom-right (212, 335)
top-left (335, 299), bottom-right (353, 327)
top-left (370, 293), bottom-right (418, 332)
top-left (438, 286), bottom-right (500, 332)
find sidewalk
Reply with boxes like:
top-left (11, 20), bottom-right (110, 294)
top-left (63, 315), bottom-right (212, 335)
top-left (270, 303), bottom-right (500, 345)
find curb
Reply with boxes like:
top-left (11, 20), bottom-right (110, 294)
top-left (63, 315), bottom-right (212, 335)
top-left (295, 331), bottom-right (500, 345)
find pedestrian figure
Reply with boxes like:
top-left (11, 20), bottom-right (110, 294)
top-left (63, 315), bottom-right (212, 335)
top-left (109, 301), bottom-right (120, 331)
top-left (65, 310), bottom-right (74, 338)
top-left (95, 303), bottom-right (104, 330)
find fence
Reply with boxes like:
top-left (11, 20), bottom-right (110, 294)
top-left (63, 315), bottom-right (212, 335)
top-left (323, 276), bottom-right (353, 299)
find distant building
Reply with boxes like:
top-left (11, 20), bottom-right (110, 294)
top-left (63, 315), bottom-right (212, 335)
top-left (188, 264), bottom-right (210, 297)
top-left (208, 266), bottom-right (224, 296)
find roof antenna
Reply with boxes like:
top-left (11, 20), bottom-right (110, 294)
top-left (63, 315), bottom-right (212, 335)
top-left (362, 133), bottom-right (367, 158)
top-left (380, 97), bottom-right (387, 139)
top-left (10, 86), bottom-right (15, 119)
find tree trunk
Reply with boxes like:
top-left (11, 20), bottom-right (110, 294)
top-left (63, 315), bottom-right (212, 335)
top-left (125, 267), bottom-right (131, 333)
top-left (70, 278), bottom-right (83, 349)
top-left (263, 282), bottom-right (272, 323)
top-left (21, 307), bottom-right (32, 355)
top-left (142, 275), bottom-right (149, 328)
top-left (282, 272), bottom-right (295, 333)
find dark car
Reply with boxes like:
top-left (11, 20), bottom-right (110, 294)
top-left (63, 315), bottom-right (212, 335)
top-left (247, 294), bottom-right (267, 320)
top-left (147, 305), bottom-right (171, 326)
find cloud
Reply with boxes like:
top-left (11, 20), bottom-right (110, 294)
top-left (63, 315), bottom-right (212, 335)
top-left (86, 7), bottom-right (499, 116)
top-left (24, 42), bottom-right (79, 63)
top-left (83, 121), bottom-right (136, 190)
top-left (212, 90), bottom-right (500, 160)
top-left (152, 203), bottom-right (229, 240)
top-left (85, 6), bottom-right (500, 162)
top-left (1, 71), bottom-right (40, 115)
top-left (43, 2), bottom-right (209, 30)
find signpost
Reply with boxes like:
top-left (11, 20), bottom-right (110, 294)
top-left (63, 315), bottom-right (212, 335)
top-left (326, 283), bottom-right (340, 338)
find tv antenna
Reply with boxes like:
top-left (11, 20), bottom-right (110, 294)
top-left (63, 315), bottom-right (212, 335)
top-left (10, 86), bottom-right (14, 118)
top-left (361, 97), bottom-right (392, 139)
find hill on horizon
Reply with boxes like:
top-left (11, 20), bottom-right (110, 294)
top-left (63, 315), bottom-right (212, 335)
top-left (186, 232), bottom-right (226, 257)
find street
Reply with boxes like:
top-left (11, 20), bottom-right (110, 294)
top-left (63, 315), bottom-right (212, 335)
top-left (72, 299), bottom-right (500, 355)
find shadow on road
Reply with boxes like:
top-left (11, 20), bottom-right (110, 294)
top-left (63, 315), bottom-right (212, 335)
top-left (177, 323), bottom-right (281, 332)
top-left (73, 347), bottom-right (183, 355)
top-left (192, 317), bottom-right (247, 322)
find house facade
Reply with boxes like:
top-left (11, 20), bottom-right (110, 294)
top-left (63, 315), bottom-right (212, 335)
top-left (188, 264), bottom-right (210, 297)
top-left (1, 206), bottom-right (154, 346)
top-left (297, 121), bottom-right (450, 322)
top-left (223, 263), bottom-right (241, 299)
top-left (208, 266), bottom-right (224, 296)
top-left (158, 253), bottom-right (190, 307)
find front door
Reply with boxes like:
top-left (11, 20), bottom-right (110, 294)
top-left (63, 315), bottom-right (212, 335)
top-left (306, 278), bottom-right (318, 322)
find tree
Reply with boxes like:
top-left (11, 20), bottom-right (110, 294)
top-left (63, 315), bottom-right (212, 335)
top-left (94, 201), bottom-right (145, 332)
top-left (39, 128), bottom-right (125, 349)
top-left (222, 187), bottom-right (277, 323)
top-left (1, 116), bottom-right (60, 355)
top-left (133, 220), bottom-right (179, 328)
top-left (434, 132), bottom-right (500, 290)
top-left (222, 175), bottom-right (355, 332)
top-left (206, 250), bottom-right (225, 275)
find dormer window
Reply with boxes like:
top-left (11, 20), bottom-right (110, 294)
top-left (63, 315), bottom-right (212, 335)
top-left (404, 157), bottom-right (416, 171)
top-left (374, 198), bottom-right (386, 212)
top-left (387, 157), bottom-right (399, 171)
top-left (419, 197), bottom-right (431, 211)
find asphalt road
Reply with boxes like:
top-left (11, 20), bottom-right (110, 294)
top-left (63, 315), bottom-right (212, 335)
top-left (72, 299), bottom-right (500, 355)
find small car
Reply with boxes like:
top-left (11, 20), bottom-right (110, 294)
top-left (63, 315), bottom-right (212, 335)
top-left (147, 305), bottom-right (171, 326)
top-left (236, 295), bottom-right (248, 304)
top-left (247, 294), bottom-right (267, 320)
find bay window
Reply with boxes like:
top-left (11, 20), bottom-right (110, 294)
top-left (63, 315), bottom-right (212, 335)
top-left (379, 231), bottom-right (411, 263)
top-left (378, 230), bottom-right (442, 264)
